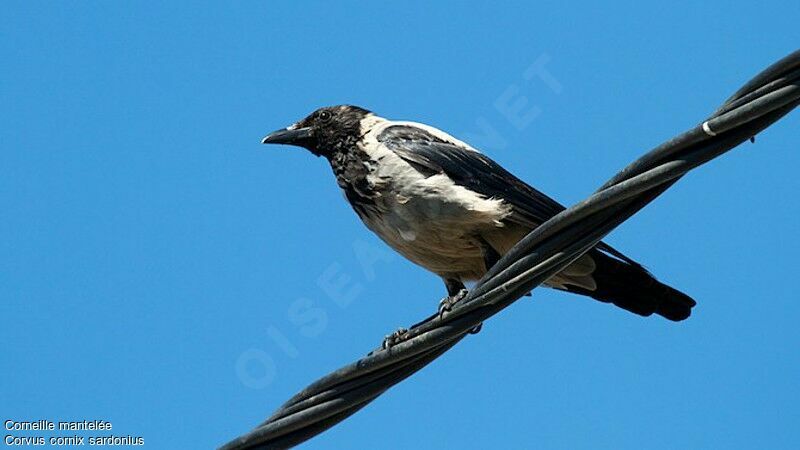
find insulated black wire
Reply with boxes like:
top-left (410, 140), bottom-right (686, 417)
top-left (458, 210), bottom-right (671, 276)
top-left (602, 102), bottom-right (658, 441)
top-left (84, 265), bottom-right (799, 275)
top-left (220, 50), bottom-right (799, 450)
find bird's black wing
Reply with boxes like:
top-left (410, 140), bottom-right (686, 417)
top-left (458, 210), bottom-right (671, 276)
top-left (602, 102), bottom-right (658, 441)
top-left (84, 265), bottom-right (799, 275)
top-left (377, 124), bottom-right (640, 266)
top-left (378, 125), bottom-right (564, 225)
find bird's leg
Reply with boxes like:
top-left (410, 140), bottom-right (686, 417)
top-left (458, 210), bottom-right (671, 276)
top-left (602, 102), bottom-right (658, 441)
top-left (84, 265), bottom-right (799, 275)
top-left (444, 278), bottom-right (467, 298)
top-left (438, 278), bottom-right (468, 318)
top-left (381, 327), bottom-right (409, 350)
top-left (439, 237), bottom-right (500, 334)
top-left (439, 278), bottom-right (483, 333)
top-left (438, 287), bottom-right (468, 317)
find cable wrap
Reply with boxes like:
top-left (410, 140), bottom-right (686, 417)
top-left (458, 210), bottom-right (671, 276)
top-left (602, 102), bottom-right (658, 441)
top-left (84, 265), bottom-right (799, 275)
top-left (221, 50), bottom-right (800, 450)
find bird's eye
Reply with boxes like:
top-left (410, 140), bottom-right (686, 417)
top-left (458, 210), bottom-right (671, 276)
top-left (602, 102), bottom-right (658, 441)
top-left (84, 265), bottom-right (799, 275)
top-left (318, 110), bottom-right (332, 122)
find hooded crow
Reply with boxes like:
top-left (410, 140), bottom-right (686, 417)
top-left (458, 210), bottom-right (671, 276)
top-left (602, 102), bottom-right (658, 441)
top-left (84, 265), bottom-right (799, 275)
top-left (262, 105), bottom-right (696, 321)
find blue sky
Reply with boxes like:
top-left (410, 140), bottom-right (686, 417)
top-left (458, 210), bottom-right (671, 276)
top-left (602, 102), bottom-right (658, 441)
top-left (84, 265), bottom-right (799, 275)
top-left (2, 2), bottom-right (799, 449)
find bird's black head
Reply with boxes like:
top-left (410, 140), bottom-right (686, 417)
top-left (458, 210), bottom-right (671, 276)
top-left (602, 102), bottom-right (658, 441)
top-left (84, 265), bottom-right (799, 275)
top-left (261, 105), bottom-right (372, 157)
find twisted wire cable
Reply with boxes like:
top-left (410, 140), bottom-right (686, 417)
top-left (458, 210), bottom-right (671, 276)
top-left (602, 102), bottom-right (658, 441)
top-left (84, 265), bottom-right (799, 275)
top-left (221, 50), bottom-right (800, 450)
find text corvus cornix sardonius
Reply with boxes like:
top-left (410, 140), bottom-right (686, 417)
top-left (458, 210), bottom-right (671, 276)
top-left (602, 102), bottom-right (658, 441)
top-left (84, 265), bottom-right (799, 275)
top-left (262, 105), bottom-right (696, 322)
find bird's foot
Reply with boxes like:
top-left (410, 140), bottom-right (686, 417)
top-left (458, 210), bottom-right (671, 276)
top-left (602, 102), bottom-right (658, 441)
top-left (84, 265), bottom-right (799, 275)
top-left (438, 289), bottom-right (483, 334)
top-left (381, 327), bottom-right (409, 350)
top-left (438, 289), bottom-right (469, 319)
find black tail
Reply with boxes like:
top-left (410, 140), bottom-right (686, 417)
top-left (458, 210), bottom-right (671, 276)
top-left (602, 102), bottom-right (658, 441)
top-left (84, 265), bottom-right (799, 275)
top-left (567, 249), bottom-right (696, 321)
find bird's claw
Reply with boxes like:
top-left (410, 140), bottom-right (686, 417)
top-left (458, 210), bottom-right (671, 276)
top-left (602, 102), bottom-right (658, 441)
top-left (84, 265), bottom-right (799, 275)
top-left (437, 289), bottom-right (483, 334)
top-left (438, 288), bottom-right (469, 319)
top-left (381, 327), bottom-right (409, 350)
top-left (379, 289), bottom-right (481, 352)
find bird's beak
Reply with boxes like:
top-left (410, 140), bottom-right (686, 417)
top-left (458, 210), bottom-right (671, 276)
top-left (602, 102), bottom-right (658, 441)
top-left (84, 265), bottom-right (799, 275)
top-left (261, 125), bottom-right (314, 146)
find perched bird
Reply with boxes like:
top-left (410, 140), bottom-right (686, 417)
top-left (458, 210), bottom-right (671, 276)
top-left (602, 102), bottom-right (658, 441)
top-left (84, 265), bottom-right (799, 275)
top-left (262, 105), bottom-right (696, 322)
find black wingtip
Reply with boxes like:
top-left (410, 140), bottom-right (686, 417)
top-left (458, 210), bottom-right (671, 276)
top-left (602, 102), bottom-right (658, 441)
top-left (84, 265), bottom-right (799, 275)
top-left (575, 249), bottom-right (697, 322)
top-left (654, 286), bottom-right (696, 321)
